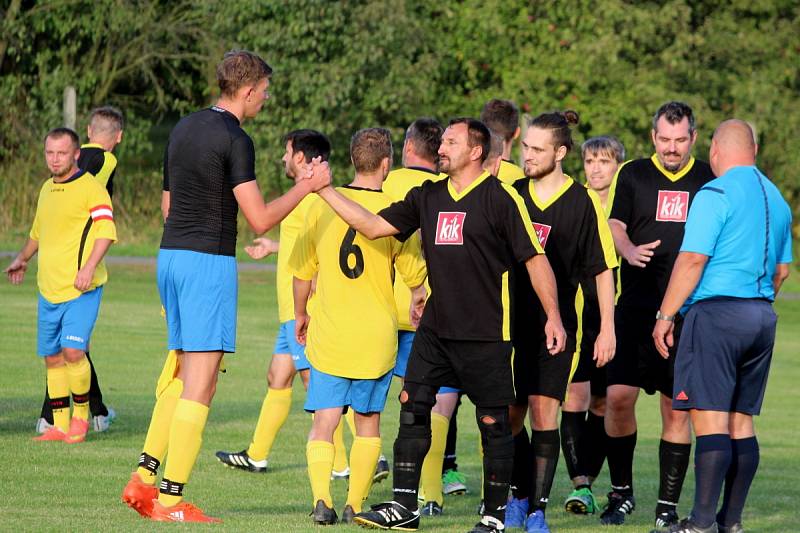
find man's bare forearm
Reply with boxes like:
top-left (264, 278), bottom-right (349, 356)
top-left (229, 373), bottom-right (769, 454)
top-left (83, 238), bottom-right (113, 269)
top-left (317, 186), bottom-right (398, 240)
top-left (659, 252), bottom-right (708, 316)
top-left (608, 218), bottom-right (633, 257)
top-left (595, 268), bottom-right (616, 332)
top-left (17, 238), bottom-right (39, 262)
top-left (293, 277), bottom-right (313, 317)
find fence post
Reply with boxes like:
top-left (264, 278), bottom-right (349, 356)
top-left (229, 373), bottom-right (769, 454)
top-left (63, 86), bottom-right (76, 130)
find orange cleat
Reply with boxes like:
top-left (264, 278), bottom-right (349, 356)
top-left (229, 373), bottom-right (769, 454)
top-left (150, 499), bottom-right (222, 523)
top-left (122, 472), bottom-right (159, 518)
top-left (64, 417), bottom-right (90, 444)
top-left (33, 426), bottom-right (66, 441)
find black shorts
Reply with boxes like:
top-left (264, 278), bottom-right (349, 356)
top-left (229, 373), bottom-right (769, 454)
top-left (673, 298), bottom-right (776, 415)
top-left (606, 306), bottom-right (683, 397)
top-left (513, 333), bottom-right (577, 403)
top-left (404, 325), bottom-right (515, 408)
top-left (571, 301), bottom-right (608, 397)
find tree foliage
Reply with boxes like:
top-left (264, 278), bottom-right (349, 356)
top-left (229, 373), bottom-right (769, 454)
top-left (1, 0), bottom-right (798, 237)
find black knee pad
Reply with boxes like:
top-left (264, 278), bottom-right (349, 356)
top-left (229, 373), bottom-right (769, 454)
top-left (398, 382), bottom-right (436, 440)
top-left (476, 405), bottom-right (514, 459)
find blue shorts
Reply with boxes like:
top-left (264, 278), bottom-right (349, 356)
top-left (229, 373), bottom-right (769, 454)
top-left (157, 249), bottom-right (237, 353)
top-left (393, 330), bottom-right (415, 377)
top-left (274, 320), bottom-right (309, 371)
top-left (673, 298), bottom-right (777, 415)
top-left (37, 287), bottom-right (104, 356)
top-left (305, 366), bottom-right (394, 414)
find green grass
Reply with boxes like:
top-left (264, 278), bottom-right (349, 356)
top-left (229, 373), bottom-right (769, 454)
top-left (0, 263), bottom-right (797, 532)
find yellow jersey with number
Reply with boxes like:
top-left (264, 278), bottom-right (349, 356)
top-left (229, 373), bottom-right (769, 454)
top-left (30, 170), bottom-right (117, 303)
top-left (290, 186), bottom-right (427, 378)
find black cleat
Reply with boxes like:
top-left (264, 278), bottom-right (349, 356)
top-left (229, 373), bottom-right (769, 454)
top-left (342, 504), bottom-right (356, 524)
top-left (311, 499), bottom-right (338, 525)
top-left (373, 455), bottom-right (390, 483)
top-left (215, 448), bottom-right (267, 473)
top-left (353, 501), bottom-right (420, 531)
top-left (717, 523), bottom-right (742, 533)
top-left (467, 515), bottom-right (505, 533)
top-left (664, 517), bottom-right (718, 533)
top-left (600, 491), bottom-right (636, 525)
top-left (420, 501), bottom-right (443, 516)
top-left (650, 509), bottom-right (681, 532)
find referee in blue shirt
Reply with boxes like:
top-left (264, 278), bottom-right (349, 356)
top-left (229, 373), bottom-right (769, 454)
top-left (653, 119), bottom-right (792, 533)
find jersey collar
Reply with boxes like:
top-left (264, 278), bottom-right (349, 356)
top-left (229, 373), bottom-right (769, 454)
top-left (81, 143), bottom-right (103, 149)
top-left (406, 165), bottom-right (439, 176)
top-left (342, 184), bottom-right (383, 193)
top-left (57, 168), bottom-right (87, 184)
top-left (527, 175), bottom-right (574, 211)
top-left (650, 154), bottom-right (696, 182)
top-left (447, 170), bottom-right (490, 202)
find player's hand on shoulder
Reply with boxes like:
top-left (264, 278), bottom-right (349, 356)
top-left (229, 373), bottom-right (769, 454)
top-left (245, 237), bottom-right (279, 260)
top-left (624, 239), bottom-right (661, 268)
top-left (295, 312), bottom-right (310, 346)
top-left (593, 328), bottom-right (616, 367)
top-left (4, 257), bottom-right (27, 284)
top-left (74, 265), bottom-right (95, 292)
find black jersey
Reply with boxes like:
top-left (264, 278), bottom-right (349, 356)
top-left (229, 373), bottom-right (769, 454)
top-left (380, 171), bottom-right (542, 341)
top-left (512, 177), bottom-right (617, 336)
top-left (610, 155), bottom-right (714, 309)
top-left (78, 143), bottom-right (117, 197)
top-left (160, 106), bottom-right (256, 256)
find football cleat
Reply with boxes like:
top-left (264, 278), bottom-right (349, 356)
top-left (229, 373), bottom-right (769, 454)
top-left (525, 509), bottom-right (551, 533)
top-left (33, 426), bottom-right (66, 442)
top-left (469, 515), bottom-right (506, 533)
top-left (353, 500), bottom-right (420, 531)
top-left (215, 448), bottom-right (267, 473)
top-left (663, 517), bottom-right (718, 533)
top-left (600, 491), bottom-right (635, 525)
top-left (92, 407), bottom-right (116, 432)
top-left (332, 466), bottom-right (351, 480)
top-left (442, 468), bottom-right (468, 495)
top-left (650, 509), bottom-right (681, 532)
top-left (35, 417), bottom-right (54, 434)
top-left (341, 504), bottom-right (356, 524)
top-left (121, 472), bottom-right (158, 517)
top-left (505, 497), bottom-right (529, 528)
top-left (64, 417), bottom-right (89, 444)
top-left (565, 487), bottom-right (598, 515)
top-left (717, 523), bottom-right (743, 533)
top-left (420, 501), bottom-right (443, 516)
top-left (311, 499), bottom-right (338, 525)
top-left (374, 455), bottom-right (390, 483)
top-left (150, 499), bottom-right (221, 523)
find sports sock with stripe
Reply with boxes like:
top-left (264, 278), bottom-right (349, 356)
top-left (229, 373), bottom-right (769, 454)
top-left (346, 435), bottom-right (382, 512)
top-left (332, 416), bottom-right (349, 473)
top-left (137, 377), bottom-right (183, 485)
top-left (306, 440), bottom-right (335, 508)
top-left (606, 431), bottom-right (636, 495)
top-left (656, 439), bottom-right (691, 515)
top-left (65, 356), bottom-right (91, 421)
top-left (420, 413), bottom-right (449, 505)
top-left (158, 399), bottom-right (209, 507)
top-left (46, 365), bottom-right (71, 432)
top-left (247, 387), bottom-right (292, 462)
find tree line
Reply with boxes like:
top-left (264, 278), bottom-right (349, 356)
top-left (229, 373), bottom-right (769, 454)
top-left (1, 0), bottom-right (797, 240)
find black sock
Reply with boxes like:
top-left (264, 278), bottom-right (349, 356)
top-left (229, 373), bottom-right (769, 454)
top-left (511, 428), bottom-right (531, 500)
top-left (393, 412), bottom-right (432, 510)
top-left (606, 431), bottom-right (636, 494)
top-left (691, 434), bottom-right (732, 528)
top-left (717, 436), bottom-right (759, 527)
top-left (656, 439), bottom-right (691, 515)
top-left (86, 352), bottom-right (109, 417)
top-left (560, 411), bottom-right (586, 481)
top-left (530, 429), bottom-right (560, 513)
top-left (40, 381), bottom-right (54, 424)
top-left (584, 410), bottom-right (607, 480)
top-left (442, 396), bottom-right (460, 472)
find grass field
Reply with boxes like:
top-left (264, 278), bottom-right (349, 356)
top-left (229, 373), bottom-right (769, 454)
top-left (0, 262), bottom-right (797, 532)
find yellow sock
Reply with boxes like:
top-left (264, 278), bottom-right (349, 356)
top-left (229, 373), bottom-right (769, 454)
top-left (137, 378), bottom-right (183, 485)
top-left (346, 436), bottom-right (382, 512)
top-left (420, 413), bottom-right (449, 505)
top-left (64, 357), bottom-right (91, 421)
top-left (46, 366), bottom-right (71, 433)
top-left (158, 399), bottom-right (209, 507)
top-left (332, 417), bottom-right (349, 472)
top-left (246, 387), bottom-right (292, 462)
top-left (345, 408), bottom-right (357, 437)
top-left (306, 440), bottom-right (335, 508)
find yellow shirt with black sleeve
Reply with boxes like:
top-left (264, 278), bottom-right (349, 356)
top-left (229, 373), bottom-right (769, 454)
top-left (383, 166), bottom-right (445, 331)
top-left (29, 170), bottom-right (117, 303)
top-left (496, 159), bottom-right (525, 185)
top-left (79, 143), bottom-right (118, 197)
top-left (289, 186), bottom-right (428, 379)
top-left (276, 195), bottom-right (316, 323)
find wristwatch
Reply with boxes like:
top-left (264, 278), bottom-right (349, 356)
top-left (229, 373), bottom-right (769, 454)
top-left (655, 310), bottom-right (675, 322)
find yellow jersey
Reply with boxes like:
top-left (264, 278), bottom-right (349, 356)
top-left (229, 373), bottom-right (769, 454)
top-left (290, 186), bottom-right (427, 379)
top-left (382, 167), bottom-right (444, 331)
top-left (276, 195), bottom-right (316, 323)
top-left (496, 159), bottom-right (525, 185)
top-left (30, 170), bottom-right (117, 303)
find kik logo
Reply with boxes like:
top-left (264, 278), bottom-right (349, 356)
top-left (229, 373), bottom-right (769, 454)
top-left (656, 190), bottom-right (690, 222)
top-left (532, 222), bottom-right (552, 248)
top-left (435, 212), bottom-right (466, 245)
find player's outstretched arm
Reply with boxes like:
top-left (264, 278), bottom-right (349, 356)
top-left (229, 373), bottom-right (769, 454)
top-left (608, 218), bottom-right (661, 268)
top-left (4, 238), bottom-right (38, 285)
top-left (245, 237), bottom-right (279, 260)
top-left (524, 254), bottom-right (566, 354)
top-left (75, 238), bottom-right (114, 291)
top-left (316, 185), bottom-right (399, 240)
top-left (652, 251), bottom-right (708, 358)
top-left (293, 276), bottom-right (313, 346)
top-left (593, 268), bottom-right (616, 367)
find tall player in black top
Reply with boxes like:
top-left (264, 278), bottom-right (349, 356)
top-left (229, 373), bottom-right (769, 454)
top-left (601, 102), bottom-right (714, 530)
top-left (121, 51), bottom-right (329, 523)
top-left (310, 118), bottom-right (565, 533)
top-left (503, 111), bottom-right (618, 532)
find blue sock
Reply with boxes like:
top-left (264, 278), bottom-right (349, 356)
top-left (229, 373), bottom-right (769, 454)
top-left (717, 436), bottom-right (759, 527)
top-left (691, 434), bottom-right (732, 528)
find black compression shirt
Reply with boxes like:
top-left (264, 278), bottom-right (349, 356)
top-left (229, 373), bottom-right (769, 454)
top-left (160, 106), bottom-right (256, 256)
